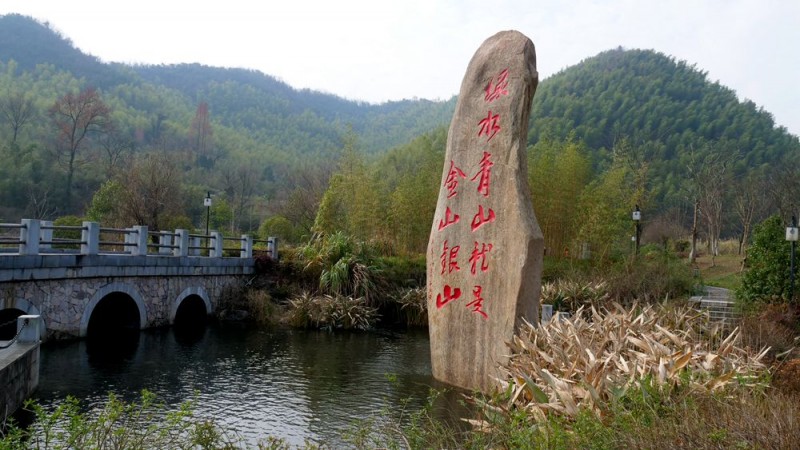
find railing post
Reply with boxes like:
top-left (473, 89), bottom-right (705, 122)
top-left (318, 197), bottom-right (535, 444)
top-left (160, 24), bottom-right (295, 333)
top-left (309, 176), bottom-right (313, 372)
top-left (210, 231), bottom-right (223, 257)
top-left (174, 229), bottom-right (189, 257)
top-left (20, 219), bottom-right (41, 255)
top-left (159, 233), bottom-right (173, 255)
top-left (267, 236), bottom-right (279, 262)
top-left (131, 225), bottom-right (148, 256)
top-left (241, 234), bottom-right (252, 258)
top-left (40, 220), bottom-right (53, 251)
top-left (191, 236), bottom-right (201, 256)
top-left (124, 227), bottom-right (135, 253)
top-left (81, 221), bottom-right (99, 255)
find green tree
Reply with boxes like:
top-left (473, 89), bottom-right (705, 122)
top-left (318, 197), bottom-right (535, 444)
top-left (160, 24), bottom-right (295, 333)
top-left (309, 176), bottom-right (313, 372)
top-left (313, 132), bottom-right (386, 244)
top-left (737, 215), bottom-right (794, 304)
top-left (86, 179), bottom-right (125, 225)
top-left (576, 165), bottom-right (632, 260)
top-left (529, 137), bottom-right (592, 256)
top-left (258, 215), bottom-right (302, 244)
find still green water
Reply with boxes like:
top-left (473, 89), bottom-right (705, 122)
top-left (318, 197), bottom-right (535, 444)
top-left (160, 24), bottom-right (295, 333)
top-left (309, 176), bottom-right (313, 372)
top-left (33, 323), bottom-right (463, 447)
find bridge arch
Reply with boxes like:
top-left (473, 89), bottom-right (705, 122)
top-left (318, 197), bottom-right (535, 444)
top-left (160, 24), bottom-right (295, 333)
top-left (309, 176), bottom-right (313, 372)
top-left (0, 298), bottom-right (45, 340)
top-left (80, 282), bottom-right (147, 337)
top-left (171, 286), bottom-right (212, 326)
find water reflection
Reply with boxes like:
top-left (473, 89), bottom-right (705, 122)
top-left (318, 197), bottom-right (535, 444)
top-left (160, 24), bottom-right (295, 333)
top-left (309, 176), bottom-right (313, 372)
top-left (34, 324), bottom-right (463, 447)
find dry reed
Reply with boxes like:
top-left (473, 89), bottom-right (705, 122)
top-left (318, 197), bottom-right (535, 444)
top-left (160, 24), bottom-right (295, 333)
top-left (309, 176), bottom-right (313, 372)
top-left (497, 303), bottom-right (769, 422)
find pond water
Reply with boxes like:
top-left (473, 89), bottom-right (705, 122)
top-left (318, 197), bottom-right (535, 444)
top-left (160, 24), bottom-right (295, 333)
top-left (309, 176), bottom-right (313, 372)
top-left (30, 323), bottom-right (466, 447)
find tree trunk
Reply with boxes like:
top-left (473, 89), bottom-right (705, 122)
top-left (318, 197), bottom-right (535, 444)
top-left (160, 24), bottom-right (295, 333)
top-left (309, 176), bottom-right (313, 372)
top-left (689, 199), bottom-right (699, 263)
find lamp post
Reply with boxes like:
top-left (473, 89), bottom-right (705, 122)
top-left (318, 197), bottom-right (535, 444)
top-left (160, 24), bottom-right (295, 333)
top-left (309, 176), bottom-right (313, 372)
top-left (204, 192), bottom-right (212, 237)
top-left (786, 215), bottom-right (798, 301)
top-left (632, 205), bottom-right (641, 255)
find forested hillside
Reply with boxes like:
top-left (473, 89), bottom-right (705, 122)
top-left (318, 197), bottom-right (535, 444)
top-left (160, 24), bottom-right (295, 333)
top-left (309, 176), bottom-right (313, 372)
top-left (528, 47), bottom-right (799, 206)
top-left (0, 14), bottom-right (454, 228)
top-left (1, 13), bottom-right (798, 260)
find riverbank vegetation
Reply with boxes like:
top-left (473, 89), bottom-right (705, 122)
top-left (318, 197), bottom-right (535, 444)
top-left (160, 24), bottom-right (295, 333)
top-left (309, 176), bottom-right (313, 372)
top-left (1, 391), bottom-right (239, 449)
top-left (5, 297), bottom-right (798, 449)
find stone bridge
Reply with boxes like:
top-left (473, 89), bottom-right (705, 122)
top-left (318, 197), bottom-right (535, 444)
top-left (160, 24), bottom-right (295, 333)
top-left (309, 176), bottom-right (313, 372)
top-left (0, 219), bottom-right (275, 341)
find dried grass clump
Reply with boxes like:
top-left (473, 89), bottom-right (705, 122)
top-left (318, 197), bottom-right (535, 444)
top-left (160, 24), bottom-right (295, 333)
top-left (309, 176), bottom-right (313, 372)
top-left (285, 292), bottom-right (378, 330)
top-left (540, 279), bottom-right (610, 312)
top-left (500, 303), bottom-right (769, 421)
top-left (245, 290), bottom-right (277, 325)
top-left (393, 287), bottom-right (428, 327)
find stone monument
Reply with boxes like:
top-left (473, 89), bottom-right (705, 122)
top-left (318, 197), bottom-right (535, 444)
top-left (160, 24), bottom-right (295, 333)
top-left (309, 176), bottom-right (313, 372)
top-left (427, 30), bottom-right (543, 392)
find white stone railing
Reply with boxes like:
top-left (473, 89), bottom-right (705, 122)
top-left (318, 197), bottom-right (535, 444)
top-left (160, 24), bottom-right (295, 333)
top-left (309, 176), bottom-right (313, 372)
top-left (0, 219), bottom-right (277, 260)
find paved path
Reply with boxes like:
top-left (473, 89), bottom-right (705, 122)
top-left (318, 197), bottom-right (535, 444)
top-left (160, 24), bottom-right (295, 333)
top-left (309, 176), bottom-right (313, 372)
top-left (690, 286), bottom-right (738, 324)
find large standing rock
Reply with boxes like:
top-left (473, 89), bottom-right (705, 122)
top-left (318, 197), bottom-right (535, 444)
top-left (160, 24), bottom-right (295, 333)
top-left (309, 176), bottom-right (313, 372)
top-left (427, 30), bottom-right (543, 393)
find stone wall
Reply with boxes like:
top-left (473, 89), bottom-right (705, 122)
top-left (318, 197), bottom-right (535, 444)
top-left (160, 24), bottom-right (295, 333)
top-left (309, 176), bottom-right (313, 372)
top-left (1, 275), bottom-right (245, 339)
top-left (0, 342), bottom-right (39, 422)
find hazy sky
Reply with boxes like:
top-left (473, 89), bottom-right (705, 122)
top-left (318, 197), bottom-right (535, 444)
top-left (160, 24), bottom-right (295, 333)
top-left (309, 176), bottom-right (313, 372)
top-left (1, 0), bottom-right (798, 136)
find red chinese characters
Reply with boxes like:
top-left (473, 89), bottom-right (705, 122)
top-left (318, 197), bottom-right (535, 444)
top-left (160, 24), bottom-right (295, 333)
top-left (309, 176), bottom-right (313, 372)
top-left (466, 285), bottom-right (488, 319)
top-left (438, 206), bottom-right (460, 231)
top-left (440, 240), bottom-right (460, 275)
top-left (470, 205), bottom-right (496, 232)
top-left (469, 242), bottom-right (493, 275)
top-left (471, 152), bottom-right (493, 197)
top-left (445, 160), bottom-right (467, 199)
top-left (436, 284), bottom-right (462, 309)
top-left (484, 69), bottom-right (509, 103)
top-left (477, 110), bottom-right (501, 142)
top-left (433, 68), bottom-right (512, 320)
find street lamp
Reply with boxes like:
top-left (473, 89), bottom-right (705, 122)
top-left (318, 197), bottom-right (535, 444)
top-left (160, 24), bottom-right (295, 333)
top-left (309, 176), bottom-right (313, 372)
top-left (204, 192), bottom-right (212, 236)
top-left (632, 205), bottom-right (641, 255)
top-left (786, 215), bottom-right (798, 301)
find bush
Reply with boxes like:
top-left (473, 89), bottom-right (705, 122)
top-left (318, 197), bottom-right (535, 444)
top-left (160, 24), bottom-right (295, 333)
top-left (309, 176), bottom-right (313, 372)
top-left (603, 246), bottom-right (695, 305)
top-left (540, 278), bottom-right (610, 312)
top-left (737, 214), bottom-right (794, 304)
top-left (284, 292), bottom-right (378, 330)
top-left (1, 390), bottom-right (238, 448)
top-left (258, 215), bottom-right (304, 245)
top-left (298, 232), bottom-right (380, 304)
top-left (246, 290), bottom-right (277, 325)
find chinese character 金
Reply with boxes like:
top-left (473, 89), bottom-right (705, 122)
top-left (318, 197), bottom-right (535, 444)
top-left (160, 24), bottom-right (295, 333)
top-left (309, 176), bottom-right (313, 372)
top-left (445, 160), bottom-right (467, 199)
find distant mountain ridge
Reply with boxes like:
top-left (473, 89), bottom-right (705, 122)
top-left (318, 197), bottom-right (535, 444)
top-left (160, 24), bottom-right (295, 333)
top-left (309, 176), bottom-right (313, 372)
top-left (0, 13), bottom-right (797, 215)
top-left (0, 13), bottom-right (456, 156)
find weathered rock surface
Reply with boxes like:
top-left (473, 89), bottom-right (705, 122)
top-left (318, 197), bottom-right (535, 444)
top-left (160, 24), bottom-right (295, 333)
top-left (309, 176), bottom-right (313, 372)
top-left (427, 30), bottom-right (543, 392)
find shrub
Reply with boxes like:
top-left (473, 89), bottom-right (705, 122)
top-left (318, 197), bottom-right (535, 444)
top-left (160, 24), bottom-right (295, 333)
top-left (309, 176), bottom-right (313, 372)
top-left (604, 246), bottom-right (695, 305)
top-left (284, 292), bottom-right (378, 330)
top-left (738, 302), bottom-right (800, 362)
top-left (737, 214), bottom-right (794, 304)
top-left (392, 287), bottom-right (428, 327)
top-left (540, 278), bottom-right (610, 312)
top-left (246, 290), bottom-right (277, 325)
top-left (258, 215), bottom-right (304, 245)
top-left (1, 390), bottom-right (238, 448)
top-left (298, 232), bottom-right (380, 304)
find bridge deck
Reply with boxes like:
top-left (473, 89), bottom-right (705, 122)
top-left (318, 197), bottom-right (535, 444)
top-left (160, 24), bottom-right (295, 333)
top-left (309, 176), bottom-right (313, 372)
top-left (0, 254), bottom-right (254, 282)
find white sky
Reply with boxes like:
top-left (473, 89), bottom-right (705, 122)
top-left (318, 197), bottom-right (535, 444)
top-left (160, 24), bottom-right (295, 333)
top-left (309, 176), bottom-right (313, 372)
top-left (1, 0), bottom-right (798, 137)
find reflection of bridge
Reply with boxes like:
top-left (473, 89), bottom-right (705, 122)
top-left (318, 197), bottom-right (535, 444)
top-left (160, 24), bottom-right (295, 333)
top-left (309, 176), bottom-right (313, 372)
top-left (0, 219), bottom-right (275, 340)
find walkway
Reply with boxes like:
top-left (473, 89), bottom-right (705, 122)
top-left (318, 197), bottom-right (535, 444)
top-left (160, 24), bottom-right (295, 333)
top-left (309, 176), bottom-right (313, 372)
top-left (689, 286), bottom-right (739, 325)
